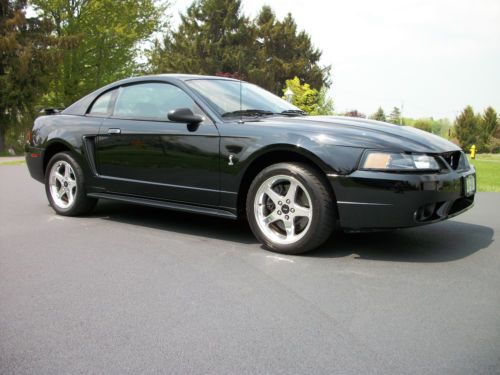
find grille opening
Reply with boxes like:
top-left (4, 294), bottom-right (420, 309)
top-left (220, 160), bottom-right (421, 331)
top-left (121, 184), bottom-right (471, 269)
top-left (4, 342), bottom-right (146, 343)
top-left (414, 197), bottom-right (474, 223)
top-left (441, 151), bottom-right (463, 170)
top-left (449, 196), bottom-right (474, 215)
top-left (415, 203), bottom-right (437, 221)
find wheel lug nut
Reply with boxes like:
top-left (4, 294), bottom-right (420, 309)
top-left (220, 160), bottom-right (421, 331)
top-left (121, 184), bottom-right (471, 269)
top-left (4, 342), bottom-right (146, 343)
top-left (278, 201), bottom-right (282, 205)
top-left (277, 211), bottom-right (282, 215)
top-left (285, 215), bottom-right (289, 220)
top-left (286, 199), bottom-right (290, 204)
top-left (291, 208), bottom-right (295, 213)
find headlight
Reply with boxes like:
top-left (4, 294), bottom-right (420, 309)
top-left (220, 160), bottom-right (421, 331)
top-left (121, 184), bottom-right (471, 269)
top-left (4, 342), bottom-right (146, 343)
top-left (361, 152), bottom-right (440, 171)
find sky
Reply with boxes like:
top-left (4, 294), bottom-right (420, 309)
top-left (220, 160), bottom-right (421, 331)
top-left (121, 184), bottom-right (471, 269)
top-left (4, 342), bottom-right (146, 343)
top-left (169, 0), bottom-right (500, 120)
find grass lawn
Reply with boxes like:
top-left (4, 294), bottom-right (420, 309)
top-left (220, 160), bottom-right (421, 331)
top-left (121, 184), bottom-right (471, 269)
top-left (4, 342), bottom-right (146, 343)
top-left (0, 159), bottom-right (26, 166)
top-left (468, 154), bottom-right (500, 192)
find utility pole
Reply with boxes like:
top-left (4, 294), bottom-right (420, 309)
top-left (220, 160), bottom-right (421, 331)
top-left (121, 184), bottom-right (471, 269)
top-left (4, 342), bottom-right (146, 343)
top-left (400, 101), bottom-right (404, 125)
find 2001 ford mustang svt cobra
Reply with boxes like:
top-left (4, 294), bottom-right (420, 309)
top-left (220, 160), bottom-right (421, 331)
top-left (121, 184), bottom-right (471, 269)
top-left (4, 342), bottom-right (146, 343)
top-left (26, 74), bottom-right (476, 254)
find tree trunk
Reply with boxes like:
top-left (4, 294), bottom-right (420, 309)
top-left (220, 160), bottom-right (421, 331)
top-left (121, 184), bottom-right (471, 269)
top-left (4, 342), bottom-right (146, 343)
top-left (0, 125), bottom-right (5, 154)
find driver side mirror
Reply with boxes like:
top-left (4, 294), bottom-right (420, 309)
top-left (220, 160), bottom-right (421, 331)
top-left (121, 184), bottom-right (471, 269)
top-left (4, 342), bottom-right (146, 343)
top-left (168, 108), bottom-right (204, 125)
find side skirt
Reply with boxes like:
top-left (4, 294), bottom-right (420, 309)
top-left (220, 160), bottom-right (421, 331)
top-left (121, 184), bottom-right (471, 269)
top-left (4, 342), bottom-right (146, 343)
top-left (87, 192), bottom-right (238, 220)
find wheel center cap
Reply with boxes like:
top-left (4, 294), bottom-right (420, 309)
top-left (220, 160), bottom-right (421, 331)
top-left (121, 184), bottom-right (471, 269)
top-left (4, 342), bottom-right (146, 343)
top-left (281, 205), bottom-right (290, 214)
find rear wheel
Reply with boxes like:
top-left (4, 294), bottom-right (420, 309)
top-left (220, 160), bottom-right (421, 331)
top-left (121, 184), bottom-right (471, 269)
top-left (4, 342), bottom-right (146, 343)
top-left (246, 162), bottom-right (335, 254)
top-left (45, 152), bottom-right (97, 216)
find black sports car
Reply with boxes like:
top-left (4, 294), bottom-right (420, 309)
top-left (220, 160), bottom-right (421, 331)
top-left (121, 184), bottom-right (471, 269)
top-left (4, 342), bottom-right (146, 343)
top-left (26, 74), bottom-right (476, 254)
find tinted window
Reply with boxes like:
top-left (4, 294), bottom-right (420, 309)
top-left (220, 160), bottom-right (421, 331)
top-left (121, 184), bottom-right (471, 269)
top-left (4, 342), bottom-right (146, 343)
top-left (89, 90), bottom-right (115, 115)
top-left (113, 83), bottom-right (196, 120)
top-left (186, 79), bottom-right (300, 116)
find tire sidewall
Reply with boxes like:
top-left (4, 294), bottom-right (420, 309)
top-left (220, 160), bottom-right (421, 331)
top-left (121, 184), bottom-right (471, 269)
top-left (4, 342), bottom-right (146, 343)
top-left (246, 163), bottom-right (333, 254)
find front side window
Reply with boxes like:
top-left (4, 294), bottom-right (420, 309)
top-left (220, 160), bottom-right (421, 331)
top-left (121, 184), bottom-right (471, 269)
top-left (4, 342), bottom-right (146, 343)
top-left (186, 79), bottom-right (301, 117)
top-left (113, 83), bottom-right (196, 120)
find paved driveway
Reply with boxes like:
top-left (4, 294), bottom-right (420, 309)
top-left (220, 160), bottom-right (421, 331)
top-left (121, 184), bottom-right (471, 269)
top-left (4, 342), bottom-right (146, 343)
top-left (1, 165), bottom-right (499, 374)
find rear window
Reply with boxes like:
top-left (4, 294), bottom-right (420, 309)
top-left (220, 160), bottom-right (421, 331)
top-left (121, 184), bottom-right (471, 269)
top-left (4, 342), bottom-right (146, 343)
top-left (88, 90), bottom-right (115, 116)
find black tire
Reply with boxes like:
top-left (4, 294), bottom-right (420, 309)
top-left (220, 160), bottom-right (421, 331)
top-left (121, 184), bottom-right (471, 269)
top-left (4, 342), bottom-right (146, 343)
top-left (45, 152), bottom-right (97, 216)
top-left (246, 162), bottom-right (336, 254)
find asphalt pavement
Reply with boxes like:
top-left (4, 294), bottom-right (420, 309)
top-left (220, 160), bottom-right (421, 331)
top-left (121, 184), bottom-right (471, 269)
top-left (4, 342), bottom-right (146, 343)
top-left (1, 164), bottom-right (499, 375)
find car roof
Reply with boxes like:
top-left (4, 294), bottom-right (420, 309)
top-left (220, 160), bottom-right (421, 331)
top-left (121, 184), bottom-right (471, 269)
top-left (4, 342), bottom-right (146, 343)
top-left (146, 73), bottom-right (239, 82)
top-left (62, 74), bottom-right (239, 116)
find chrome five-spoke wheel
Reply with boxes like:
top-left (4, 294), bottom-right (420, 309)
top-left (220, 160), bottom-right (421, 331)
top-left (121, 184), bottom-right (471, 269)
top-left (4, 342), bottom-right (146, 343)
top-left (247, 162), bottom-right (335, 254)
top-left (49, 160), bottom-right (77, 209)
top-left (254, 175), bottom-right (313, 245)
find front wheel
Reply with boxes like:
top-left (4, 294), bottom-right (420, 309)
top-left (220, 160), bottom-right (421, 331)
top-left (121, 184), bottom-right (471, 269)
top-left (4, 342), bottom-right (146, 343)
top-left (246, 162), bottom-right (336, 254)
top-left (45, 152), bottom-right (97, 216)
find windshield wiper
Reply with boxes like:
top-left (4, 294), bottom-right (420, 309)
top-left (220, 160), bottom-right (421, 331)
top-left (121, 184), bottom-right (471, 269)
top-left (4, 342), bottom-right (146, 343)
top-left (221, 109), bottom-right (274, 118)
top-left (279, 110), bottom-right (306, 116)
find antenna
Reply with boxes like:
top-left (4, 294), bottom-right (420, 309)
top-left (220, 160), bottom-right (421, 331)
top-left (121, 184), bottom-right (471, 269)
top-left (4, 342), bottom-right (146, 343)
top-left (239, 49), bottom-right (243, 124)
top-left (239, 77), bottom-right (243, 124)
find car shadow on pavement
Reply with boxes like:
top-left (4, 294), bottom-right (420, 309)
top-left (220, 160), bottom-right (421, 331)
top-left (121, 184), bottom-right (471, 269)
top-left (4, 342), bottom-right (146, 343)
top-left (91, 201), bottom-right (493, 263)
top-left (309, 221), bottom-right (494, 262)
top-left (90, 200), bottom-right (257, 245)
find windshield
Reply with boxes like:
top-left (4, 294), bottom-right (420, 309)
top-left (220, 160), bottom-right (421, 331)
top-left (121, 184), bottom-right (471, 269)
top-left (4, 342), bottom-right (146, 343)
top-left (186, 79), bottom-right (301, 118)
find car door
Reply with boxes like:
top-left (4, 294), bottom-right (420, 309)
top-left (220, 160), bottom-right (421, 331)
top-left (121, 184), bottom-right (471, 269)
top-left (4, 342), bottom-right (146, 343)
top-left (95, 82), bottom-right (220, 206)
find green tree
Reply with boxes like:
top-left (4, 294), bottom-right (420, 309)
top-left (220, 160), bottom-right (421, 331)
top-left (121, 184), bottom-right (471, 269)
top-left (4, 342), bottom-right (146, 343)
top-left (149, 0), bottom-right (252, 80)
top-left (31, 0), bottom-right (164, 106)
top-left (480, 106), bottom-right (498, 151)
top-left (283, 77), bottom-right (333, 115)
top-left (370, 107), bottom-right (386, 122)
top-left (149, 1), bottom-right (330, 95)
top-left (247, 6), bottom-right (329, 94)
top-left (388, 106), bottom-right (402, 125)
top-left (0, 0), bottom-right (59, 152)
top-left (414, 119), bottom-right (432, 133)
top-left (454, 106), bottom-right (481, 149)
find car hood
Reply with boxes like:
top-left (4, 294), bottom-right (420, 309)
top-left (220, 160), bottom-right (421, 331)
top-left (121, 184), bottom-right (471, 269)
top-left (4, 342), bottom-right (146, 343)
top-left (254, 115), bottom-right (460, 153)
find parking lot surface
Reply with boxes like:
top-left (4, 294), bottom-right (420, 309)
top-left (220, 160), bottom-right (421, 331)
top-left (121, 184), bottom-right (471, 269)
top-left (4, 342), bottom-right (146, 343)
top-left (1, 165), bottom-right (499, 374)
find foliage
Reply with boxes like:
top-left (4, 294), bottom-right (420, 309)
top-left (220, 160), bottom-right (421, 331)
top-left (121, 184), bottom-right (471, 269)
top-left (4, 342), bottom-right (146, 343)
top-left (0, 0), bottom-right (60, 152)
top-left (388, 106), bottom-right (402, 125)
top-left (480, 107), bottom-right (498, 151)
top-left (149, 0), bottom-right (251, 83)
top-left (31, 0), bottom-right (165, 107)
top-left (370, 107), bottom-right (386, 122)
top-left (282, 77), bottom-right (333, 115)
top-left (454, 106), bottom-right (499, 152)
top-left (454, 106), bottom-right (480, 149)
top-left (149, 1), bottom-right (330, 95)
top-left (343, 110), bottom-right (366, 118)
top-left (247, 6), bottom-right (329, 94)
top-left (413, 118), bottom-right (432, 132)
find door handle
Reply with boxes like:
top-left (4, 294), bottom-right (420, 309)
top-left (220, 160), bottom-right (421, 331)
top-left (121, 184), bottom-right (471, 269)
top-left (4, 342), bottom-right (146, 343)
top-left (107, 128), bottom-right (121, 135)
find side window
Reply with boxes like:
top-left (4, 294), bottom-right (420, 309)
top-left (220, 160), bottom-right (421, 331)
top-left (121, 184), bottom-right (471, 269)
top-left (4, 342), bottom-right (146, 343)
top-left (113, 83), bottom-right (197, 120)
top-left (88, 90), bottom-right (115, 116)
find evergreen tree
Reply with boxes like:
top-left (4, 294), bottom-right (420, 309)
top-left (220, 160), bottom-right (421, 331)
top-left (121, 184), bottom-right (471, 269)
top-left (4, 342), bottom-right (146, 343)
top-left (150, 0), bottom-right (252, 78)
top-left (480, 106), bottom-right (498, 150)
top-left (388, 106), bottom-right (402, 125)
top-left (247, 6), bottom-right (329, 94)
top-left (454, 106), bottom-right (481, 149)
top-left (370, 107), bottom-right (386, 122)
top-left (149, 1), bottom-right (330, 95)
top-left (0, 0), bottom-right (59, 152)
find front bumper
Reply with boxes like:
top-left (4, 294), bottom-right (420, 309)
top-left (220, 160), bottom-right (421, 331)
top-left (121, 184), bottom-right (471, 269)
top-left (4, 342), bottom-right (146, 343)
top-left (329, 167), bottom-right (475, 231)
